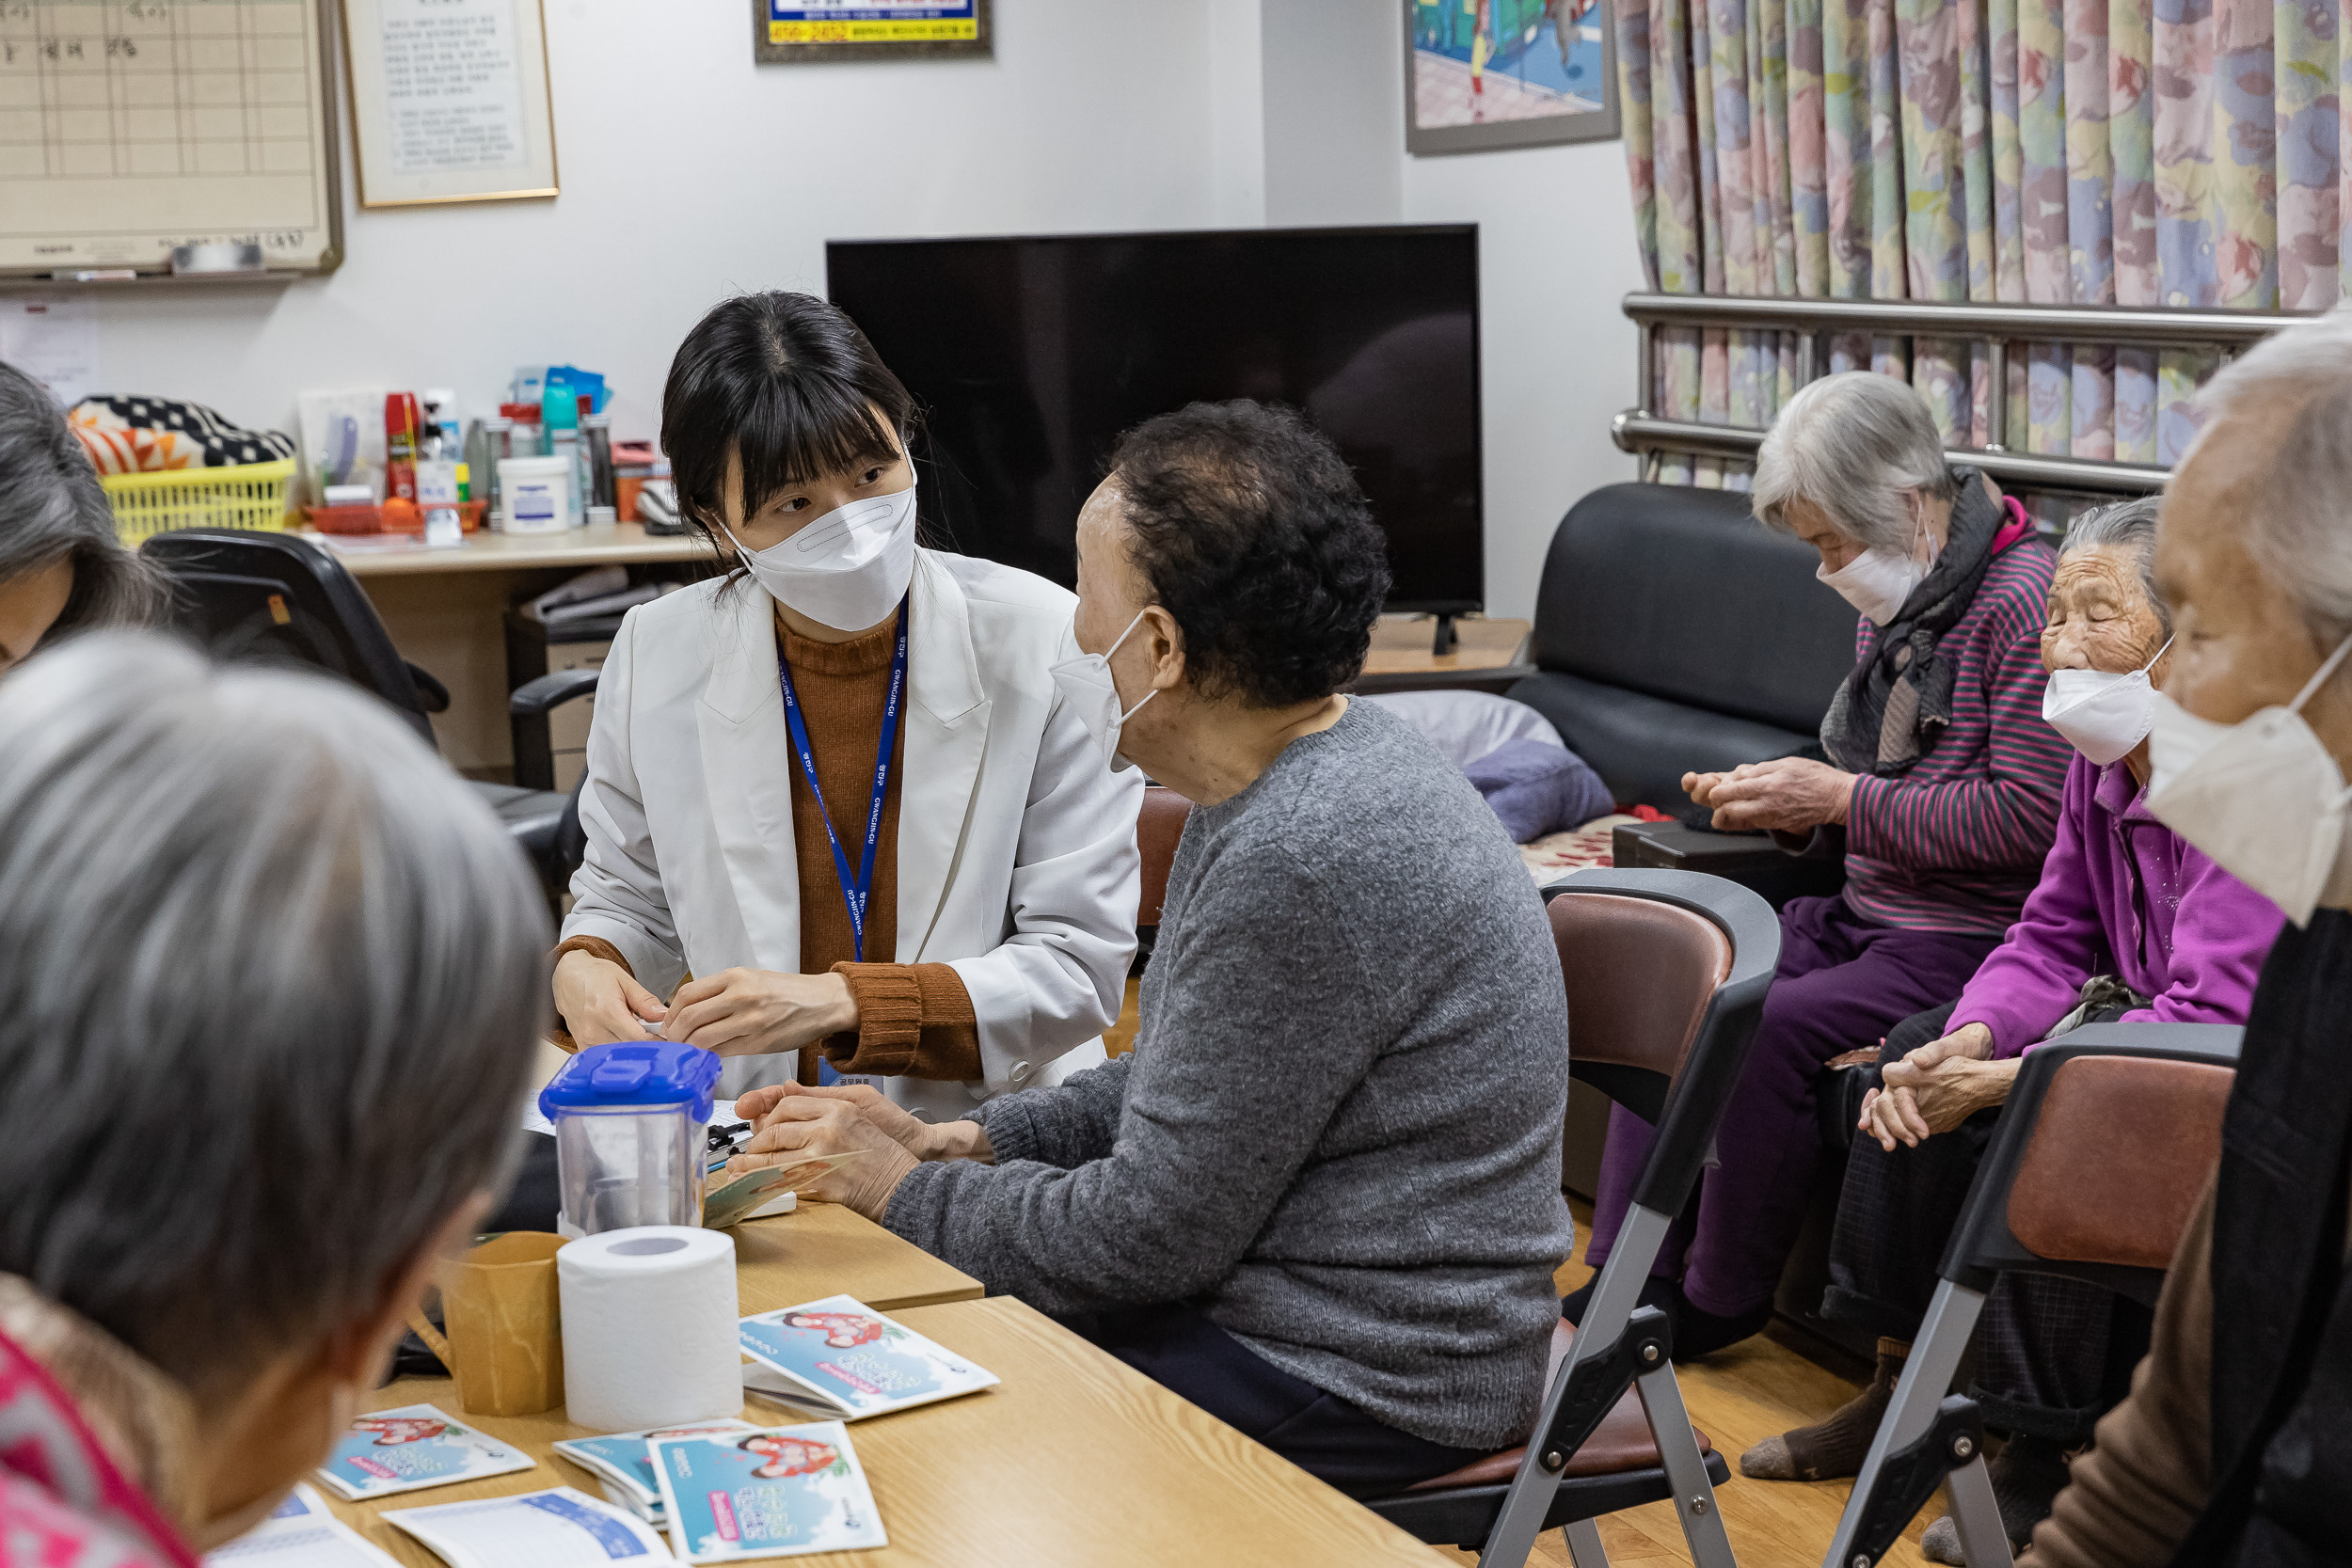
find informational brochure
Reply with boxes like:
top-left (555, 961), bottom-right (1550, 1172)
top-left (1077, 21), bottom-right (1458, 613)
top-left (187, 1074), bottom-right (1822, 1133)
top-left (647, 1423), bottom-right (884, 1561)
top-left (384, 1486), bottom-right (673, 1568)
top-left (314, 1404), bottom-right (537, 1500)
top-left (552, 1420), bottom-right (763, 1518)
top-left (206, 1483), bottom-right (406, 1568)
top-left (736, 1295), bottom-right (997, 1420)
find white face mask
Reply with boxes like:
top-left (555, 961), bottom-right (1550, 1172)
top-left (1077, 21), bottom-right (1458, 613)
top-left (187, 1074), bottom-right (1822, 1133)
top-left (2146, 633), bottom-right (2352, 927)
top-left (2042, 638), bottom-right (2172, 767)
top-left (720, 481), bottom-right (918, 630)
top-left (1816, 508), bottom-right (1939, 626)
top-left (1049, 610), bottom-right (1155, 773)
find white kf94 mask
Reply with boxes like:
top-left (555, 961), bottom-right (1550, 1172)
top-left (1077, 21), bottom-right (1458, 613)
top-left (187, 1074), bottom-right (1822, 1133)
top-left (720, 482), bottom-right (918, 631)
top-left (2042, 638), bottom-right (2172, 767)
top-left (2146, 632), bottom-right (2352, 927)
top-left (1049, 610), bottom-right (1155, 772)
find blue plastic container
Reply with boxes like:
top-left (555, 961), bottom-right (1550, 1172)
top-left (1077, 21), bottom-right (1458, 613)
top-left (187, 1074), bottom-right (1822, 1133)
top-left (539, 1041), bottom-right (723, 1235)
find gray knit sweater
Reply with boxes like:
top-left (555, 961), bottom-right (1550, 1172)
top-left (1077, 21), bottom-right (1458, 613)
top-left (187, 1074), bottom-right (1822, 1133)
top-left (882, 700), bottom-right (1574, 1449)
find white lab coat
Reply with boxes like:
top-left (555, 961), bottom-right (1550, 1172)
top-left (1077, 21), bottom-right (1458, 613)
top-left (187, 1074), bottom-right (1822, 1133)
top-left (563, 548), bottom-right (1144, 1121)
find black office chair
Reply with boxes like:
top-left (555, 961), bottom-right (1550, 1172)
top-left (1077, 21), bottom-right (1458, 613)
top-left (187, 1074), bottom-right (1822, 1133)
top-left (1366, 868), bottom-right (1777, 1568)
top-left (1823, 1022), bottom-right (2241, 1568)
top-left (139, 530), bottom-right (581, 898)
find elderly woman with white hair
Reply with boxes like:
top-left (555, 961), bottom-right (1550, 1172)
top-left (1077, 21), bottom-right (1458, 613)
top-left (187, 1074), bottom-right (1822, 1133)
top-left (1567, 372), bottom-right (2074, 1357)
top-left (0, 635), bottom-right (548, 1567)
top-left (2020, 310), bottom-right (2352, 1568)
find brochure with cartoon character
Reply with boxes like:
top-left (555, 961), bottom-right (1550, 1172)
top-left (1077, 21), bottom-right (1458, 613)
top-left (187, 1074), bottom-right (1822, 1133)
top-left (385, 1486), bottom-right (673, 1568)
top-left (206, 1482), bottom-right (406, 1568)
top-left (552, 1420), bottom-right (763, 1516)
top-left (314, 1404), bottom-right (536, 1500)
top-left (735, 1295), bottom-right (997, 1421)
top-left (646, 1423), bottom-right (883, 1561)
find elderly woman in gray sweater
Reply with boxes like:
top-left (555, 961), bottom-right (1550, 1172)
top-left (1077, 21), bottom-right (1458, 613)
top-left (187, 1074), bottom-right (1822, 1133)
top-left (732, 400), bottom-right (1575, 1498)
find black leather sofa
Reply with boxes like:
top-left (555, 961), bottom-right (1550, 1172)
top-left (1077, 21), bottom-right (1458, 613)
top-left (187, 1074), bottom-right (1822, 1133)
top-left (1506, 481), bottom-right (1859, 811)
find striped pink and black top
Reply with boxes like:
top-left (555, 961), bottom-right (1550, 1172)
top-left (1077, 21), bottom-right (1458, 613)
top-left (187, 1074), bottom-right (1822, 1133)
top-left (1842, 529), bottom-right (2072, 937)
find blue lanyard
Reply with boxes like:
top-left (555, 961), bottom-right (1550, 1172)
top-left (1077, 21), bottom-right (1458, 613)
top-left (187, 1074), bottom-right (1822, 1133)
top-left (777, 599), bottom-right (909, 962)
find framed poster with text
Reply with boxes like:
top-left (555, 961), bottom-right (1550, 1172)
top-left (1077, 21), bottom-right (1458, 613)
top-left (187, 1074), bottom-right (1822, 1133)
top-left (342, 0), bottom-right (557, 206)
top-left (754, 0), bottom-right (990, 63)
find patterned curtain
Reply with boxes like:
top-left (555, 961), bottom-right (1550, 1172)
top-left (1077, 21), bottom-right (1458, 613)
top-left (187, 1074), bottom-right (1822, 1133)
top-left (1616, 0), bottom-right (2350, 486)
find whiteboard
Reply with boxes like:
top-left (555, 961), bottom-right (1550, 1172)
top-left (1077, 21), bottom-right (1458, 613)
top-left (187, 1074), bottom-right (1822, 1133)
top-left (0, 0), bottom-right (341, 277)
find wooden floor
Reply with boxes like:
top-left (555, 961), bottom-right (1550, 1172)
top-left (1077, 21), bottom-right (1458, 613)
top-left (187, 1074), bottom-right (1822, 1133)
top-left (1435, 1199), bottom-right (1939, 1568)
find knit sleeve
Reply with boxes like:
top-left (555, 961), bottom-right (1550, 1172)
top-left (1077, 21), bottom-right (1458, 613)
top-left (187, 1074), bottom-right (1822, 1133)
top-left (820, 962), bottom-right (982, 1080)
top-left (1845, 581), bottom-right (2071, 873)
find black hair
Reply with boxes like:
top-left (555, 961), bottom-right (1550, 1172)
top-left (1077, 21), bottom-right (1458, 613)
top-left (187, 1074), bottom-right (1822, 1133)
top-left (659, 293), bottom-right (918, 561)
top-left (0, 360), bottom-right (169, 641)
top-left (1106, 400), bottom-right (1391, 708)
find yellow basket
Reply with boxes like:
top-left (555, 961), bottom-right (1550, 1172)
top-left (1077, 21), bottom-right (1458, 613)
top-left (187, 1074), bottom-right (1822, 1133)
top-left (101, 457), bottom-right (297, 543)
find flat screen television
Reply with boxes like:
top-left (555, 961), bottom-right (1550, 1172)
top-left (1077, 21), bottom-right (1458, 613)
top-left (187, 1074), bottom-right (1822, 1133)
top-left (825, 225), bottom-right (1484, 613)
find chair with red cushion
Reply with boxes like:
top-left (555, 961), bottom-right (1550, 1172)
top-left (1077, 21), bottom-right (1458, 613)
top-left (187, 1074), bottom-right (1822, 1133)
top-left (1366, 867), bottom-right (1779, 1568)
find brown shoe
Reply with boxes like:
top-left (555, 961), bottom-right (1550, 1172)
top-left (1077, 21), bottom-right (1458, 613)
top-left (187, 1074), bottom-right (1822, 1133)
top-left (1740, 1338), bottom-right (1907, 1481)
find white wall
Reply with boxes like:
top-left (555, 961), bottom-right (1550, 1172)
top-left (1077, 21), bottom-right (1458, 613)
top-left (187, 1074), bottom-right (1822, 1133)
top-left (87, 0), bottom-right (1229, 446)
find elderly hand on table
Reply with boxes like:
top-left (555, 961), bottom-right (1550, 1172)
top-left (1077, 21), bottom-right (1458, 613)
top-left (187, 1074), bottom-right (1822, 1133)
top-left (1858, 1022), bottom-right (2021, 1149)
top-left (728, 1084), bottom-right (993, 1221)
top-left (1682, 756), bottom-right (1857, 833)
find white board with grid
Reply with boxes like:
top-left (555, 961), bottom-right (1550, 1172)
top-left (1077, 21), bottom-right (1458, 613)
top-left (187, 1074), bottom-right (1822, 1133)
top-left (0, 0), bottom-right (336, 276)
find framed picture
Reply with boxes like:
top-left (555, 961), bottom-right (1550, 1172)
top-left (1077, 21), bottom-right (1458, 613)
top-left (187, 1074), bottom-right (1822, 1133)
top-left (341, 0), bottom-right (558, 207)
top-left (1405, 0), bottom-right (1618, 155)
top-left (755, 0), bottom-right (992, 63)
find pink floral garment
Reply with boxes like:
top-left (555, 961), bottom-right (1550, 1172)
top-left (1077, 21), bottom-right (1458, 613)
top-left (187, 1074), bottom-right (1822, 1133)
top-left (0, 1327), bottom-right (195, 1568)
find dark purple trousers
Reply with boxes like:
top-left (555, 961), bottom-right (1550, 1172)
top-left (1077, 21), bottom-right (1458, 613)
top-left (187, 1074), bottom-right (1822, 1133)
top-left (1582, 895), bottom-right (2000, 1318)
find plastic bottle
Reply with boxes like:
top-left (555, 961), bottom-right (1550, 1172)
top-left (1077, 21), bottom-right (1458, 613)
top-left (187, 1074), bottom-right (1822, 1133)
top-left (543, 388), bottom-right (585, 528)
top-left (384, 393), bottom-right (420, 502)
top-left (500, 402), bottom-right (545, 458)
top-left (480, 416), bottom-right (513, 528)
top-left (582, 406), bottom-right (616, 513)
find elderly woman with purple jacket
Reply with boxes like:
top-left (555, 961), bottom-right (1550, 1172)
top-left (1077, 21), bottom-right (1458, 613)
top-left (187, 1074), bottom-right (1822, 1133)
top-left (1740, 496), bottom-right (2286, 1563)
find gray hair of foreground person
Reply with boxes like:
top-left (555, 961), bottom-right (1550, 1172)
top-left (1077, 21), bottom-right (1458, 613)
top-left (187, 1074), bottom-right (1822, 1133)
top-left (0, 360), bottom-right (170, 633)
top-left (1751, 371), bottom-right (1959, 550)
top-left (0, 632), bottom-right (551, 1401)
top-left (2059, 494), bottom-right (2169, 634)
top-left (2189, 306), bottom-right (2352, 635)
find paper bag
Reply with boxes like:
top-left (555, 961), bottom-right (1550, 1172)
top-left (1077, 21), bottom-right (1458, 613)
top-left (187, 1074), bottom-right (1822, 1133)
top-left (408, 1231), bottom-right (569, 1417)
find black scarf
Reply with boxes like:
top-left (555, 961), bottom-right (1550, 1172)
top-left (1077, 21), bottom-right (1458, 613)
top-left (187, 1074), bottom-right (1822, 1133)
top-left (1820, 467), bottom-right (2008, 777)
top-left (2167, 910), bottom-right (2352, 1568)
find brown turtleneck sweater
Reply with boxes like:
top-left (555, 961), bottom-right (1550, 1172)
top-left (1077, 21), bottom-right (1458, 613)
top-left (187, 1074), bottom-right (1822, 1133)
top-left (555, 611), bottom-right (979, 1080)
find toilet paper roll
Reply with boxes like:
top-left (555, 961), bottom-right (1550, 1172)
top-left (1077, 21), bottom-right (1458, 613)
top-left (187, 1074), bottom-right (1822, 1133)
top-left (558, 1226), bottom-right (741, 1433)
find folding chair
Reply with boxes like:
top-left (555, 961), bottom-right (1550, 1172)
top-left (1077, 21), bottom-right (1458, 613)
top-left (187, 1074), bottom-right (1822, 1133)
top-left (1368, 867), bottom-right (1780, 1568)
top-left (1822, 1022), bottom-right (2240, 1568)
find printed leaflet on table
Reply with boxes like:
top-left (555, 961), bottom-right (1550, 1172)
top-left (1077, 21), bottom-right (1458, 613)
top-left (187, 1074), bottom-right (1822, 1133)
top-left (552, 1419), bottom-right (763, 1522)
top-left (313, 1404), bottom-right (536, 1500)
top-left (647, 1423), bottom-right (884, 1561)
top-left (736, 1294), bottom-right (998, 1419)
top-left (384, 1486), bottom-right (673, 1568)
top-left (206, 1483), bottom-right (405, 1568)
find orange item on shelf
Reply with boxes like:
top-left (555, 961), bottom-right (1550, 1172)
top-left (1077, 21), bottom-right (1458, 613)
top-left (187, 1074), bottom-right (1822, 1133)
top-left (307, 503), bottom-right (384, 534)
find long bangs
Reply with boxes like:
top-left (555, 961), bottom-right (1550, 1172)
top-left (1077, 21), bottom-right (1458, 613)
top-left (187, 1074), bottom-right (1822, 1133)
top-left (729, 372), bottom-right (902, 521)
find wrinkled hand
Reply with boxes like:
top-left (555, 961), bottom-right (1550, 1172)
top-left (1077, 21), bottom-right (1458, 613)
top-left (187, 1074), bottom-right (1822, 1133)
top-left (1683, 770), bottom-right (1730, 806)
top-left (552, 951), bottom-right (667, 1048)
top-left (734, 1082), bottom-right (987, 1164)
top-left (727, 1097), bottom-right (918, 1220)
top-left (663, 968), bottom-right (856, 1057)
top-left (1701, 757), bottom-right (1856, 833)
top-left (1860, 1023), bottom-right (2011, 1148)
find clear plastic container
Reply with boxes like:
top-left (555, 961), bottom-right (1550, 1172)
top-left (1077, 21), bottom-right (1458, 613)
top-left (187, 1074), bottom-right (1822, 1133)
top-left (538, 1041), bottom-right (723, 1236)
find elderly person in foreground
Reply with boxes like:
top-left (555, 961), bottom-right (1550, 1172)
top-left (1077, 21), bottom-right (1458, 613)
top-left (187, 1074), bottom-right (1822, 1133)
top-left (1739, 497), bottom-right (2284, 1560)
top-left (2013, 313), bottom-right (2352, 1568)
top-left (0, 360), bottom-right (168, 672)
top-left (728, 400), bottom-right (1575, 1499)
top-left (0, 635), bottom-right (548, 1566)
top-left (1569, 372), bottom-right (2073, 1356)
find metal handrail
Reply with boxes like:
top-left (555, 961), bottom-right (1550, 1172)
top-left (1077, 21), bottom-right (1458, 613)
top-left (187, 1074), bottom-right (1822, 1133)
top-left (1613, 291), bottom-right (2321, 497)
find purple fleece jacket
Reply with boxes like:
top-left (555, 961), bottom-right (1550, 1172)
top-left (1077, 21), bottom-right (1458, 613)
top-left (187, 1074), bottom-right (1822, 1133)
top-left (1945, 752), bottom-right (2285, 1057)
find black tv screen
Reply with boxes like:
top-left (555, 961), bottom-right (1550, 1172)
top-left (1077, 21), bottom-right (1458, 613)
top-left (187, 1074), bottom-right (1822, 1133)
top-left (825, 225), bottom-right (1483, 612)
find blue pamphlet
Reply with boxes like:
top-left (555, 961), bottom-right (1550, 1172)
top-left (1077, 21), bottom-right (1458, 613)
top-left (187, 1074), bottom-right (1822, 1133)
top-left (313, 1404), bottom-right (536, 1501)
top-left (647, 1423), bottom-right (884, 1561)
top-left (736, 1294), bottom-right (997, 1420)
top-left (552, 1420), bottom-right (761, 1517)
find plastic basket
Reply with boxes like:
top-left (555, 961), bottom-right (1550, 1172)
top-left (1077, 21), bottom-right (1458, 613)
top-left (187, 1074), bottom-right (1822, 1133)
top-left (100, 457), bottom-right (296, 543)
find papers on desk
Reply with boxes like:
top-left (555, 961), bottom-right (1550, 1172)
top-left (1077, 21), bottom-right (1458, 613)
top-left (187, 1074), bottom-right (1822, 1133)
top-left (552, 1419), bottom-right (762, 1524)
top-left (648, 1423), bottom-right (884, 1561)
top-left (737, 1295), bottom-right (998, 1420)
top-left (314, 1404), bottom-right (537, 1500)
top-left (385, 1487), bottom-right (673, 1568)
top-left (208, 1483), bottom-right (405, 1568)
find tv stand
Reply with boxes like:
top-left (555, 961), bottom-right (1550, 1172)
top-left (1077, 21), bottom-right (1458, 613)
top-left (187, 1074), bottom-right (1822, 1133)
top-left (1431, 613), bottom-right (1457, 656)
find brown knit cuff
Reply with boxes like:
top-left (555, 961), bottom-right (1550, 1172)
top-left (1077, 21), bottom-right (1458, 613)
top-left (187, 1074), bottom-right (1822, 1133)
top-left (823, 962), bottom-right (982, 1081)
top-left (548, 936), bottom-right (636, 1053)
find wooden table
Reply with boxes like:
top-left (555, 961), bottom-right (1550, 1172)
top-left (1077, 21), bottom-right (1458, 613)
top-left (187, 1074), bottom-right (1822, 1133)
top-left (725, 1202), bottom-right (981, 1316)
top-left (342, 1295), bottom-right (1448, 1568)
top-left (303, 523), bottom-right (717, 776)
top-left (1351, 615), bottom-right (1534, 696)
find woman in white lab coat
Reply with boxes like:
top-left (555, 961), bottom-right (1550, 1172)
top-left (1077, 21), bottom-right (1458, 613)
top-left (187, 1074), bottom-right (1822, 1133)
top-left (551, 293), bottom-right (1143, 1119)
